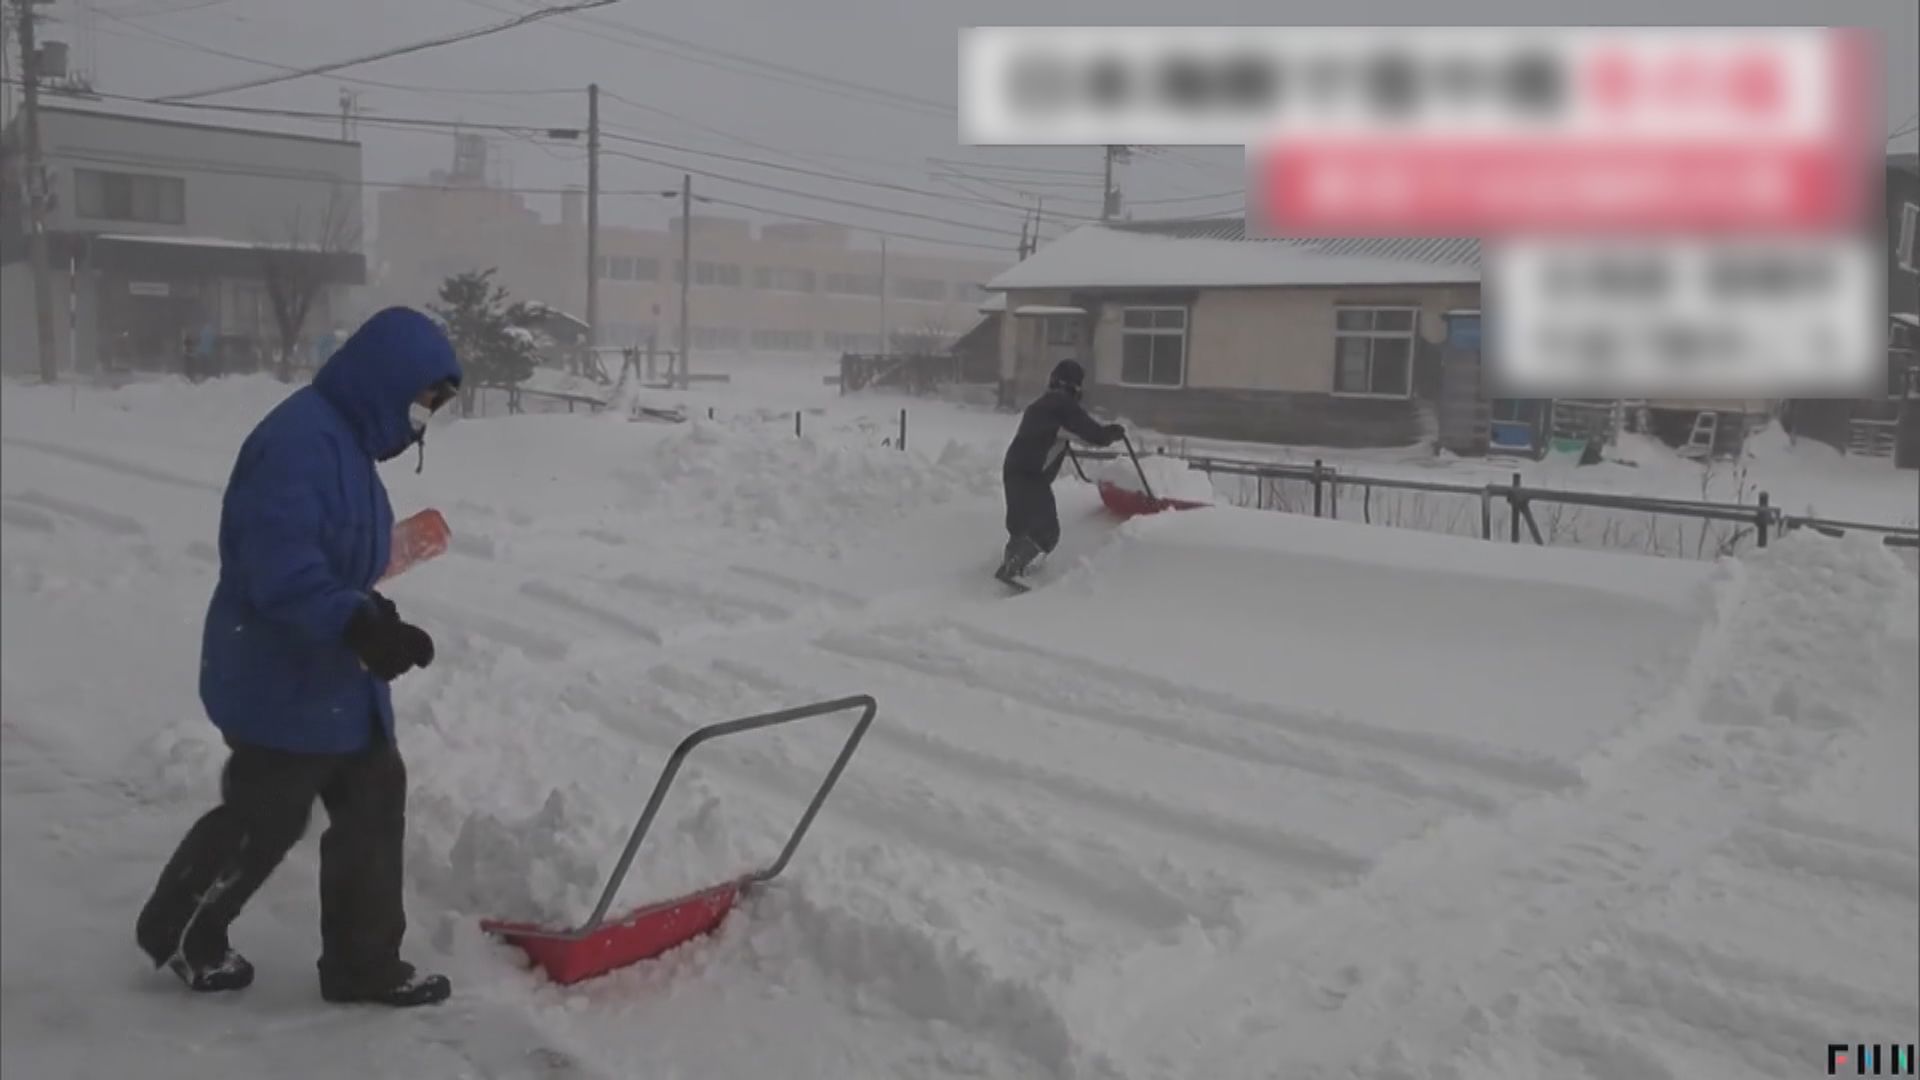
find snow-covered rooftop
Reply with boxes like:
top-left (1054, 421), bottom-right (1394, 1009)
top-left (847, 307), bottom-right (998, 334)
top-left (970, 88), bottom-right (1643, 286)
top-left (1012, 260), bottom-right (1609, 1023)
top-left (989, 220), bottom-right (1481, 291)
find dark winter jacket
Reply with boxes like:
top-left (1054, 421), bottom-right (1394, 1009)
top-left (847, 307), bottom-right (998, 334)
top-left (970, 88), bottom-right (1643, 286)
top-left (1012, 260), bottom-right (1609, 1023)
top-left (199, 308), bottom-right (461, 754)
top-left (1003, 388), bottom-right (1122, 481)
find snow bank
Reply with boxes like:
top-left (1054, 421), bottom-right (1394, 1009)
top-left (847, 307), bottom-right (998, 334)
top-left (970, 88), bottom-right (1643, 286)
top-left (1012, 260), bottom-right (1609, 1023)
top-left (1095, 454), bottom-right (1216, 504)
top-left (613, 419), bottom-right (1001, 550)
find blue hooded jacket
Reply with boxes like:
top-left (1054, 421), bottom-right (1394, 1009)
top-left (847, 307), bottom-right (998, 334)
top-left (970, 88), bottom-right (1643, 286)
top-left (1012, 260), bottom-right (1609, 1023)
top-left (199, 307), bottom-right (461, 754)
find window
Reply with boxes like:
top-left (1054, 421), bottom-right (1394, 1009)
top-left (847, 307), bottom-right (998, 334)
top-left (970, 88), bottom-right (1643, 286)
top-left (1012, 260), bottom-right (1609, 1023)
top-left (603, 322), bottom-right (655, 346)
top-left (1900, 202), bottom-right (1918, 273)
top-left (694, 261), bottom-right (741, 287)
top-left (825, 272), bottom-right (882, 297)
top-left (606, 257), bottom-right (658, 282)
top-left (73, 168), bottom-right (185, 224)
top-left (1332, 306), bottom-right (1417, 398)
top-left (752, 329), bottom-right (814, 351)
top-left (690, 326), bottom-right (740, 350)
top-left (896, 276), bottom-right (947, 302)
top-left (824, 331), bottom-right (882, 352)
top-left (1118, 307), bottom-right (1187, 388)
top-left (1045, 316), bottom-right (1081, 346)
top-left (753, 266), bottom-right (816, 292)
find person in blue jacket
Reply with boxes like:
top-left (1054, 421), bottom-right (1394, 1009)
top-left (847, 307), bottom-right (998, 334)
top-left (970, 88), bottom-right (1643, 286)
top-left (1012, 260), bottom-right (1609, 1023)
top-left (136, 307), bottom-right (461, 1007)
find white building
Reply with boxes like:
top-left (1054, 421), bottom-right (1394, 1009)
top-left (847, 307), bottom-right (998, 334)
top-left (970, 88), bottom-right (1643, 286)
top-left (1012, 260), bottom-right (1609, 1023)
top-left (1, 101), bottom-right (365, 375)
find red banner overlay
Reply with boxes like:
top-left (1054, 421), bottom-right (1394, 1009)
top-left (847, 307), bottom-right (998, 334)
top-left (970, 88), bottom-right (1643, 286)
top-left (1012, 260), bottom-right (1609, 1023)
top-left (1253, 138), bottom-right (1867, 236)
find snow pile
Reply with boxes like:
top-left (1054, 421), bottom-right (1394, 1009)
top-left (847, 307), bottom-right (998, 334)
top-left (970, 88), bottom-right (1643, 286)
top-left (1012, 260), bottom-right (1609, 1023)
top-left (614, 419), bottom-right (1001, 547)
top-left (422, 771), bottom-right (764, 927)
top-left (438, 787), bottom-right (609, 925)
top-left (1095, 454), bottom-right (1216, 504)
top-left (1702, 531), bottom-right (1919, 730)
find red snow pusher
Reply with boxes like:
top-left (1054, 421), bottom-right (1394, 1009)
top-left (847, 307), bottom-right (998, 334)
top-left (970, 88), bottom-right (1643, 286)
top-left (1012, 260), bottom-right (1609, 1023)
top-left (480, 695), bottom-right (878, 986)
top-left (1093, 436), bottom-right (1210, 520)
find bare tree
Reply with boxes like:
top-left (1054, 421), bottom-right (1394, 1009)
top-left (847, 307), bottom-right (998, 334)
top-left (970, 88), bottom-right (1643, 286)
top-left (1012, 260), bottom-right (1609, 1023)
top-left (257, 185), bottom-right (360, 381)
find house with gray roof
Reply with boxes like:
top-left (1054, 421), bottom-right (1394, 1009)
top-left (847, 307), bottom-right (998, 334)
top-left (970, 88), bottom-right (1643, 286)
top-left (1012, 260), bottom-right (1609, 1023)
top-left (985, 218), bottom-right (1490, 450)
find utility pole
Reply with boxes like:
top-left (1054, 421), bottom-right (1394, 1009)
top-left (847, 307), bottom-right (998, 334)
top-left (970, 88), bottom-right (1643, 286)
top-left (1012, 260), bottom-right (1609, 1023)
top-left (15, 0), bottom-right (59, 382)
top-left (878, 235), bottom-right (889, 355)
top-left (1102, 145), bottom-right (1124, 222)
top-left (677, 172), bottom-right (690, 390)
top-left (585, 82), bottom-right (600, 348)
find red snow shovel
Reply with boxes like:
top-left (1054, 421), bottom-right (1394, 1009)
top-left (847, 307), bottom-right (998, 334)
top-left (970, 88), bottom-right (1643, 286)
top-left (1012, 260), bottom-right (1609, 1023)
top-left (1093, 436), bottom-right (1210, 520)
top-left (381, 509), bottom-right (452, 582)
top-left (480, 695), bottom-right (878, 986)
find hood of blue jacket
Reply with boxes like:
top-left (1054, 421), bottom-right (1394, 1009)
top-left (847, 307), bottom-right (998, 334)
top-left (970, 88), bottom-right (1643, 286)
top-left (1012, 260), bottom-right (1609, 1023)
top-left (312, 307), bottom-right (462, 460)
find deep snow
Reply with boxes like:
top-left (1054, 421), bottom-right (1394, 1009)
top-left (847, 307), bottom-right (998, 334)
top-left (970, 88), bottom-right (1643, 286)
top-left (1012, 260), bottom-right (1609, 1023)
top-left (2, 371), bottom-right (1915, 1079)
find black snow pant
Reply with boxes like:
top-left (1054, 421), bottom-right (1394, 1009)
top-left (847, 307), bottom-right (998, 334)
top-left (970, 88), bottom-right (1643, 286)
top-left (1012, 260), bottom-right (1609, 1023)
top-left (1003, 467), bottom-right (1061, 554)
top-left (135, 724), bottom-right (413, 995)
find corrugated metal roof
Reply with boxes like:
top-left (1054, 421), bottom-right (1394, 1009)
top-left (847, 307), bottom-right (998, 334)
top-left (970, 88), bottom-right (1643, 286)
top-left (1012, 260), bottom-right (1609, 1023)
top-left (1109, 218), bottom-right (1480, 267)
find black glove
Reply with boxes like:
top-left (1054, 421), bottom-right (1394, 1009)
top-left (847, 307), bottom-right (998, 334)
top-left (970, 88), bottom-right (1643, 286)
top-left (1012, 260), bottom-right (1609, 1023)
top-left (344, 598), bottom-right (435, 681)
top-left (1102, 423), bottom-right (1126, 444)
top-left (369, 589), bottom-right (398, 622)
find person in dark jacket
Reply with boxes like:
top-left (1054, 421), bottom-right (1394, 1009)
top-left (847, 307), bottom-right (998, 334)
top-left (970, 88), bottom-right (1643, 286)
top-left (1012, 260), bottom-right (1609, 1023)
top-left (135, 306), bottom-right (462, 1008)
top-left (997, 359), bottom-right (1125, 583)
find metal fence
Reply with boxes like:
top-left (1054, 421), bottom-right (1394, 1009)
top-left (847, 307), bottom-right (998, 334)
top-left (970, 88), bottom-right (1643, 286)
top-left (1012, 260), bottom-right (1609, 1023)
top-left (1073, 448), bottom-right (1918, 561)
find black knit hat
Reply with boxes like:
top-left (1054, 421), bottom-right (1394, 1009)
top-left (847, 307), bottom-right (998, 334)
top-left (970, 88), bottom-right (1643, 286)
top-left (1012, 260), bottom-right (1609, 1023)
top-left (1048, 359), bottom-right (1086, 393)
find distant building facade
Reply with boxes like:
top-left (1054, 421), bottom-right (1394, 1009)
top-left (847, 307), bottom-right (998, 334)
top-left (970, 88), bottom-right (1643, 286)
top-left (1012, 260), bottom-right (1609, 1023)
top-left (375, 162), bottom-right (1008, 365)
top-left (1, 102), bottom-right (365, 375)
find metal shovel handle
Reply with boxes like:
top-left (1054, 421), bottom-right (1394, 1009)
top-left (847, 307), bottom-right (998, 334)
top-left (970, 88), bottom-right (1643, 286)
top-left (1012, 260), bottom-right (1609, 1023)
top-left (1121, 434), bottom-right (1158, 502)
top-left (580, 694), bottom-right (879, 933)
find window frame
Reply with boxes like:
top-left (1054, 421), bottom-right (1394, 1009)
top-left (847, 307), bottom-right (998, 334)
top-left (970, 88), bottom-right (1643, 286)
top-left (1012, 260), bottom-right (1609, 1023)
top-left (73, 168), bottom-right (186, 225)
top-left (1331, 304), bottom-right (1420, 400)
top-left (1116, 305), bottom-right (1189, 390)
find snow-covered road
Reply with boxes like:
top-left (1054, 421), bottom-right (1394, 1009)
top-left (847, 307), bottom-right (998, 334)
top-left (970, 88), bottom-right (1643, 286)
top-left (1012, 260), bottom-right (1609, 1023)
top-left (3, 375), bottom-right (1914, 1079)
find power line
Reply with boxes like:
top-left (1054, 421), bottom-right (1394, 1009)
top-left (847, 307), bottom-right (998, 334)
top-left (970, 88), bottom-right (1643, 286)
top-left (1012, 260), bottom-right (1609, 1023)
top-left (12, 83), bottom-right (569, 133)
top-left (47, 145), bottom-right (659, 195)
top-left (696, 195), bottom-right (1013, 255)
top-left (597, 128), bottom-right (1084, 222)
top-left (93, 14), bottom-right (589, 102)
top-left (456, 0), bottom-right (952, 120)
top-left (153, 0), bottom-right (621, 103)
top-left (597, 147), bottom-right (1028, 240)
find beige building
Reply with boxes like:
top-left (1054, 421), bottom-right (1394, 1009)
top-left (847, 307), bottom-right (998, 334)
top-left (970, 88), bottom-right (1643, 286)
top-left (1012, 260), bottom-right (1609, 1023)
top-left (987, 220), bottom-right (1783, 456)
top-left (375, 180), bottom-right (1008, 363)
top-left (988, 221), bottom-right (1485, 448)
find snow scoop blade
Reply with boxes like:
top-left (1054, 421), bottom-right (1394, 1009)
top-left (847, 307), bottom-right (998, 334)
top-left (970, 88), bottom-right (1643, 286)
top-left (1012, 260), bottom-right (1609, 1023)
top-left (480, 881), bottom-right (742, 986)
top-left (1097, 481), bottom-right (1209, 520)
top-left (381, 509), bottom-right (451, 581)
top-left (480, 696), bottom-right (879, 986)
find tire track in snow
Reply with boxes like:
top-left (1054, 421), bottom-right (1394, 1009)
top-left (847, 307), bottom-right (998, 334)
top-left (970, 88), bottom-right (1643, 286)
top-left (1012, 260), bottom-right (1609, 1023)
top-left (812, 623), bottom-right (1511, 816)
top-left (517, 581), bottom-right (665, 645)
top-left (0, 436), bottom-right (223, 494)
top-left (725, 564), bottom-right (865, 611)
top-left (710, 655), bottom-right (1372, 883)
top-left (612, 570), bottom-right (795, 624)
top-left (1720, 822), bottom-right (1920, 902)
top-left (405, 594), bottom-right (570, 662)
top-left (1608, 926), bottom-right (1919, 1028)
top-left (940, 618), bottom-right (1585, 797)
top-left (5, 490), bottom-right (146, 537)
top-left (559, 674), bottom-right (1195, 934)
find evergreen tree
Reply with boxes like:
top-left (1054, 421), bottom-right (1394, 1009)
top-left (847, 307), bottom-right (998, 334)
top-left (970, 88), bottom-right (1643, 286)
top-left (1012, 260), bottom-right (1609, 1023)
top-left (429, 269), bottom-right (536, 414)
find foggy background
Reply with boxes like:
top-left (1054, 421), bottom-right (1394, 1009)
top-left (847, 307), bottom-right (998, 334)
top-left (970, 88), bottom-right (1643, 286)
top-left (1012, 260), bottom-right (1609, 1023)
top-left (12, 0), bottom-right (1913, 260)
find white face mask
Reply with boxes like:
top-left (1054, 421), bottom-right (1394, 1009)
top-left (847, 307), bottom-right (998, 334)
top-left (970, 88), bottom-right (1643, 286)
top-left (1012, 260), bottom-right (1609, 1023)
top-left (408, 400), bottom-right (435, 439)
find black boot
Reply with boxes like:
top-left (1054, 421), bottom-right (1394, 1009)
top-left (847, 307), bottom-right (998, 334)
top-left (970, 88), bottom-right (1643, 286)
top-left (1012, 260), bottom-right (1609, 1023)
top-left (997, 535), bottom-right (1043, 582)
top-left (166, 950), bottom-right (256, 993)
top-left (321, 968), bottom-right (451, 1008)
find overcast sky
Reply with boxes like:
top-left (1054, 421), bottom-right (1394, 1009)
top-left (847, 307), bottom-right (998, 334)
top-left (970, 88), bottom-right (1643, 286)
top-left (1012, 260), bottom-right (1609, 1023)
top-left (24, 0), bottom-right (1920, 260)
